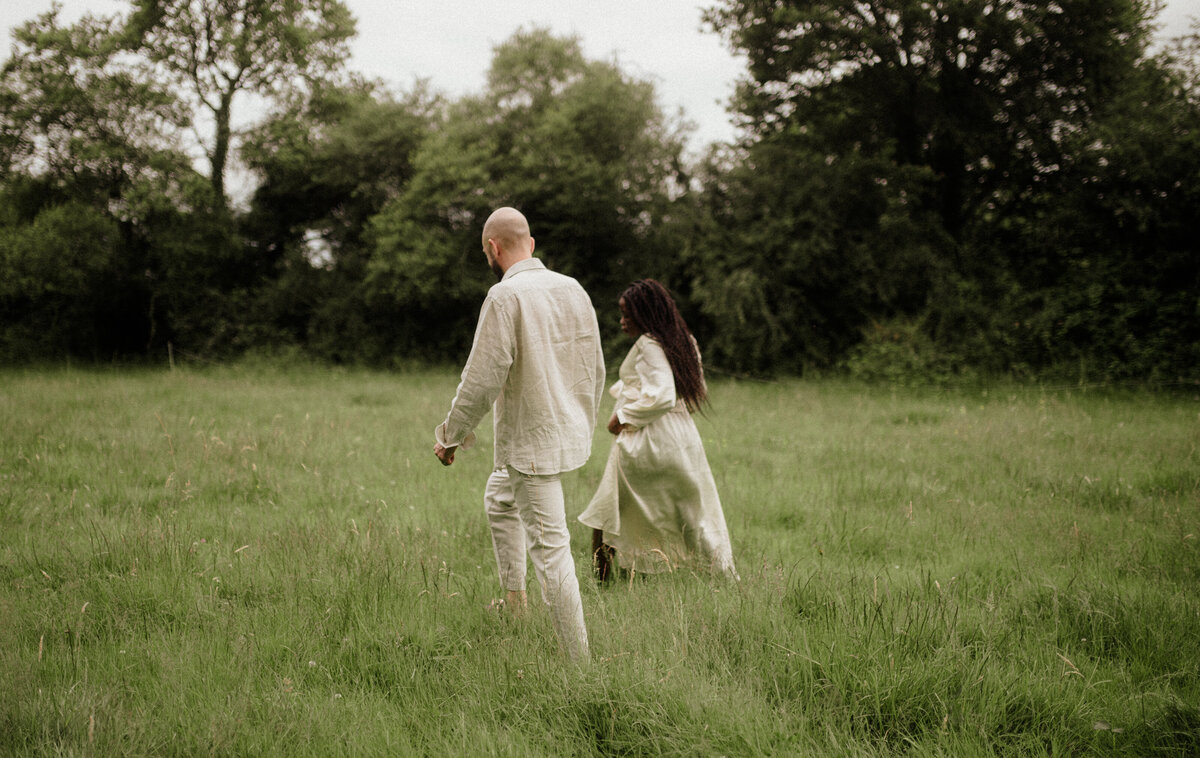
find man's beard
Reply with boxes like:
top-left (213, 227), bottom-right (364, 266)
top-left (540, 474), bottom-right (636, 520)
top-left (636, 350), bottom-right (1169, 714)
top-left (490, 260), bottom-right (504, 281)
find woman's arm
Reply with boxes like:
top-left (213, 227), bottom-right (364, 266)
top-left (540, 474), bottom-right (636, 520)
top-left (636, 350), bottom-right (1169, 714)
top-left (614, 338), bottom-right (676, 428)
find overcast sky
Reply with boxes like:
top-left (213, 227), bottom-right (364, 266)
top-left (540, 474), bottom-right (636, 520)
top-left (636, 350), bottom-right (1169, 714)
top-left (2, 0), bottom-right (1197, 152)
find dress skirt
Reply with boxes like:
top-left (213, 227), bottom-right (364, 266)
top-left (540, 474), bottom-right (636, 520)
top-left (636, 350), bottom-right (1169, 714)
top-left (579, 405), bottom-right (737, 577)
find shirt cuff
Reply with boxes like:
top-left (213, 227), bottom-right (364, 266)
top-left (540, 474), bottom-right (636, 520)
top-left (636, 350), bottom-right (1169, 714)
top-left (435, 423), bottom-right (477, 450)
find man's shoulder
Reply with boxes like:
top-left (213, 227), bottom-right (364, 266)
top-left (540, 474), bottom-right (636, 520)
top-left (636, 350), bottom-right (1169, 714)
top-left (489, 265), bottom-right (586, 300)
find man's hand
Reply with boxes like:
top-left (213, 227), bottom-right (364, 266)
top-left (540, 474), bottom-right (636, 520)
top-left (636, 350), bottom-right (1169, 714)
top-left (433, 442), bottom-right (457, 466)
top-left (607, 413), bottom-right (629, 435)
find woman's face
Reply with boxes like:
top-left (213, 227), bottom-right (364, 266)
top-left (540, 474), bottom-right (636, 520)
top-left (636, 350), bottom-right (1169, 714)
top-left (618, 297), bottom-right (641, 337)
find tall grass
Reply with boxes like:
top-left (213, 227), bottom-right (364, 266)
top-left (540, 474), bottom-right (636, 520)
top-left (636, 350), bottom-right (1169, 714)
top-left (1, 366), bottom-right (1197, 755)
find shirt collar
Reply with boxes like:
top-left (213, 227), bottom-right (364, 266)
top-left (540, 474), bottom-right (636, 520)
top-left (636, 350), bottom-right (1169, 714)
top-left (501, 257), bottom-right (545, 281)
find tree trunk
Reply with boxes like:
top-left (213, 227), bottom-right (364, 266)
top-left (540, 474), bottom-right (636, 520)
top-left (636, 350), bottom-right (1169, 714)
top-left (210, 90), bottom-right (234, 205)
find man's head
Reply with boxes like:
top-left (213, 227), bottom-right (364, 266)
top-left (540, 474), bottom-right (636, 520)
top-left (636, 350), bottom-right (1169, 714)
top-left (482, 207), bottom-right (534, 280)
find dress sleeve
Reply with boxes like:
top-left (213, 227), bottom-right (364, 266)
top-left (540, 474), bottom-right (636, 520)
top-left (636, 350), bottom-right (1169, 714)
top-left (616, 338), bottom-right (677, 428)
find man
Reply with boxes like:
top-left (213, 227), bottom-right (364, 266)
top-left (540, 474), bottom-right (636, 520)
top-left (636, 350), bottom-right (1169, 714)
top-left (433, 207), bottom-right (605, 663)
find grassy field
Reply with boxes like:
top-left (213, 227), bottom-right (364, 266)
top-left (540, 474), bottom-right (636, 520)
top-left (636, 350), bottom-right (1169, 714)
top-left (1, 365), bottom-right (1198, 756)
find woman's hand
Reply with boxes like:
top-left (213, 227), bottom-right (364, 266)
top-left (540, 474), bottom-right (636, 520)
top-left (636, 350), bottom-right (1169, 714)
top-left (607, 413), bottom-right (629, 435)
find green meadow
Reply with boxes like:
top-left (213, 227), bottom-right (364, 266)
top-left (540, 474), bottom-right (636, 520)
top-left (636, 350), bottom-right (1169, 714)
top-left (1, 366), bottom-right (1197, 756)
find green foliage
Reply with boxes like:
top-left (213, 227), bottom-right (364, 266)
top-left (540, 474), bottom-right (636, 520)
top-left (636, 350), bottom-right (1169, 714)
top-left (365, 28), bottom-right (689, 360)
top-left (927, 48), bottom-right (1200, 381)
top-left (706, 0), bottom-right (1153, 230)
top-left (240, 82), bottom-right (441, 362)
top-left (0, 202), bottom-right (125, 360)
top-left (694, 0), bottom-right (1196, 380)
top-left (0, 1), bottom-right (361, 362)
top-left (688, 138), bottom-right (948, 374)
top-left (840, 318), bottom-right (970, 386)
top-left (124, 0), bottom-right (357, 201)
top-left (0, 6), bottom-right (188, 197)
top-left (0, 2), bottom-right (1195, 379)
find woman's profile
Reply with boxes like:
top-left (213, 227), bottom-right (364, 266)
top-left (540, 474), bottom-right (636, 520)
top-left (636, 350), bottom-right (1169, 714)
top-left (579, 279), bottom-right (737, 580)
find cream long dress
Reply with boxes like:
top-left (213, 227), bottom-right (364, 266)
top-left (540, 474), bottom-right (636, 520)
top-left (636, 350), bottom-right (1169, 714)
top-left (578, 334), bottom-right (737, 578)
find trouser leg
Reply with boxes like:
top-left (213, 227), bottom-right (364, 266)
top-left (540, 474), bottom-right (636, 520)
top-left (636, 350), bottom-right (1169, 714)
top-left (509, 467), bottom-right (589, 663)
top-left (484, 468), bottom-right (526, 593)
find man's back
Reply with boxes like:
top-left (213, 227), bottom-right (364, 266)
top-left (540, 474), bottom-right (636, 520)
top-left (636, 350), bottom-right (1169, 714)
top-left (487, 259), bottom-right (604, 475)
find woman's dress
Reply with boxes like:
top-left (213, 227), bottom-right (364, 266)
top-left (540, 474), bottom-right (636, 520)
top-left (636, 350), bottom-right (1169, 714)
top-left (578, 335), bottom-right (737, 577)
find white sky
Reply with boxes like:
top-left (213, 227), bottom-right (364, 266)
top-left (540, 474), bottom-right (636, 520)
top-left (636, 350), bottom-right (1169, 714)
top-left (2, 0), bottom-right (1197, 153)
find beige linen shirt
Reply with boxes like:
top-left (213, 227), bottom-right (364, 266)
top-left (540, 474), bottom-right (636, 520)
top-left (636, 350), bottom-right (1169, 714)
top-left (435, 258), bottom-right (606, 475)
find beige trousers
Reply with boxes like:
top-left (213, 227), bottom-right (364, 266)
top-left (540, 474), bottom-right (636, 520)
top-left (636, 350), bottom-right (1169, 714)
top-left (484, 467), bottom-right (589, 662)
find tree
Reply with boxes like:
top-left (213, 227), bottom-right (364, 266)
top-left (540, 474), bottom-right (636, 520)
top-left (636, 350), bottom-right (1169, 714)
top-left (0, 202), bottom-right (121, 359)
top-left (124, 0), bottom-right (355, 203)
top-left (238, 81), bottom-right (440, 361)
top-left (684, 134), bottom-right (948, 374)
top-left (0, 6), bottom-right (225, 361)
top-left (706, 0), bottom-right (1157, 241)
top-left (947, 39), bottom-right (1200, 379)
top-left (0, 7), bottom-right (188, 204)
top-left (695, 0), bottom-right (1172, 375)
top-left (365, 28), bottom-right (689, 361)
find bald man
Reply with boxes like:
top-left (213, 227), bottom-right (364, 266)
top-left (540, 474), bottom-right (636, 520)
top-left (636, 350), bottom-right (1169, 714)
top-left (434, 207), bottom-right (605, 663)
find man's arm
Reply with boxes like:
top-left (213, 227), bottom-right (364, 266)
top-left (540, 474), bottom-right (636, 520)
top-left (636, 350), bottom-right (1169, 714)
top-left (590, 307), bottom-right (606, 423)
top-left (432, 295), bottom-right (513, 465)
top-left (583, 303), bottom-right (607, 438)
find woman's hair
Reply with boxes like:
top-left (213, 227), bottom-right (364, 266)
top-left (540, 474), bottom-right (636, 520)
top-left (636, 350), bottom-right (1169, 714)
top-left (621, 279), bottom-right (706, 412)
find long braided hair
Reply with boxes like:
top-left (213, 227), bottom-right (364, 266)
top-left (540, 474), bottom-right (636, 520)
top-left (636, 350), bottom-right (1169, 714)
top-left (620, 279), bottom-right (707, 413)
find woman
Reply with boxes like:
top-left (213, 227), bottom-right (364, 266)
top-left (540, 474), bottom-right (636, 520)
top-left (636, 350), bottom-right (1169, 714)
top-left (579, 279), bottom-right (737, 579)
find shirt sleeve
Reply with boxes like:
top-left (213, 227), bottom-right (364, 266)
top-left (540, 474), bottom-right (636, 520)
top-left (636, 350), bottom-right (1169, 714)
top-left (434, 295), bottom-right (514, 449)
top-left (592, 322), bottom-right (606, 420)
top-left (616, 338), bottom-right (677, 428)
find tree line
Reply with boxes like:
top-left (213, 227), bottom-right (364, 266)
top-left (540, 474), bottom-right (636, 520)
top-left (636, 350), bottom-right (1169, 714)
top-left (2, 0), bottom-right (1197, 381)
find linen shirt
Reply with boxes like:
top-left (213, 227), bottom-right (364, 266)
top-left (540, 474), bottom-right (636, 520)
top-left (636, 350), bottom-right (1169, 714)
top-left (435, 258), bottom-right (605, 475)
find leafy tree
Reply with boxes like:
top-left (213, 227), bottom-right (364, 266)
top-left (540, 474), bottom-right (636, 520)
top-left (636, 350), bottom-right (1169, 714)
top-left (123, 0), bottom-right (356, 203)
top-left (686, 136), bottom-right (947, 374)
top-left (239, 82), bottom-right (440, 361)
top-left (697, 0), bottom-right (1172, 375)
top-left (706, 0), bottom-right (1157, 240)
top-left (0, 7), bottom-right (188, 205)
top-left (0, 6), bottom-right (225, 361)
top-left (365, 28), bottom-right (689, 361)
top-left (0, 0), bottom-right (362, 361)
top-left (0, 202), bottom-right (122, 359)
top-left (947, 40), bottom-right (1200, 379)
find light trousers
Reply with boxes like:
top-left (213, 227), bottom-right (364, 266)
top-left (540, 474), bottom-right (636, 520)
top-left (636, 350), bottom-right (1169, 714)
top-left (484, 467), bottom-right (589, 662)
